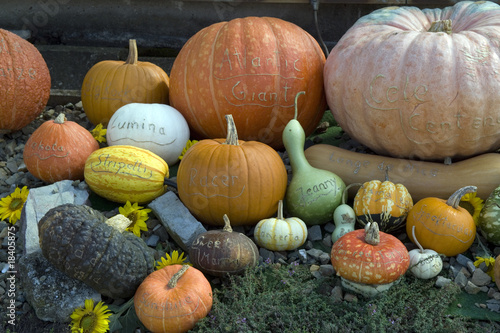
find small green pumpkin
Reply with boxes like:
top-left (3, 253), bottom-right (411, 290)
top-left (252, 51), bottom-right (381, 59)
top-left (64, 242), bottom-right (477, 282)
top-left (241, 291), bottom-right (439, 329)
top-left (478, 186), bottom-right (500, 246)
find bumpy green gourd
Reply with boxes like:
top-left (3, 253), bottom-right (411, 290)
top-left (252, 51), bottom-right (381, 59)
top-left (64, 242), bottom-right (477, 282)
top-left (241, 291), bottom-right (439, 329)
top-left (283, 92), bottom-right (345, 225)
top-left (38, 204), bottom-right (156, 299)
top-left (478, 186), bottom-right (500, 246)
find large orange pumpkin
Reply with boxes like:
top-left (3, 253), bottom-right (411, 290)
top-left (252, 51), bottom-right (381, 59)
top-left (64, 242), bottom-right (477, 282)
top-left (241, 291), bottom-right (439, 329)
top-left (0, 29), bottom-right (51, 133)
top-left (81, 39), bottom-right (170, 125)
top-left (324, 1), bottom-right (500, 160)
top-left (169, 16), bottom-right (326, 149)
top-left (177, 114), bottom-right (288, 226)
top-left (23, 113), bottom-right (99, 183)
top-left (134, 265), bottom-right (213, 333)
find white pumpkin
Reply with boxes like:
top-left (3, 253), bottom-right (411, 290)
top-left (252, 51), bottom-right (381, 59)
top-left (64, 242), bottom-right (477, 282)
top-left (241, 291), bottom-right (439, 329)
top-left (408, 226), bottom-right (443, 279)
top-left (254, 200), bottom-right (308, 251)
top-left (106, 103), bottom-right (190, 166)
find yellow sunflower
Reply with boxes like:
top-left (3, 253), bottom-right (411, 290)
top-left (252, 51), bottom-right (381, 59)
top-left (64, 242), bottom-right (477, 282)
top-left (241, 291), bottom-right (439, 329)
top-left (179, 140), bottom-right (199, 160)
top-left (459, 192), bottom-right (484, 225)
top-left (0, 186), bottom-right (29, 225)
top-left (156, 250), bottom-right (191, 270)
top-left (118, 201), bottom-right (150, 237)
top-left (90, 123), bottom-right (107, 143)
top-left (474, 256), bottom-right (496, 282)
top-left (69, 299), bottom-right (111, 333)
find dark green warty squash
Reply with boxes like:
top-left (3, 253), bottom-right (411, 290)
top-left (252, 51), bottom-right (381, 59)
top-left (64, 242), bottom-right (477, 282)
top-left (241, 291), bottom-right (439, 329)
top-left (38, 204), bottom-right (155, 299)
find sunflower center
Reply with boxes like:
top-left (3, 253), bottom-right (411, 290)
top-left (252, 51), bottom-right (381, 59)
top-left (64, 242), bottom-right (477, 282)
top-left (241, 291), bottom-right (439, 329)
top-left (80, 313), bottom-right (97, 333)
top-left (9, 198), bottom-right (24, 212)
top-left (459, 201), bottom-right (475, 217)
top-left (127, 211), bottom-right (139, 223)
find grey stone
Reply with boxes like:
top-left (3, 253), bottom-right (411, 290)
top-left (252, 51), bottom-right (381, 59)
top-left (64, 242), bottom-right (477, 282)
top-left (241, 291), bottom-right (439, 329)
top-left (466, 260), bottom-right (476, 274)
top-left (19, 251), bottom-right (101, 323)
top-left (306, 248), bottom-right (324, 261)
top-left (148, 191), bottom-right (207, 252)
top-left (146, 234), bottom-right (160, 247)
top-left (331, 286), bottom-right (343, 303)
top-left (456, 254), bottom-right (473, 268)
top-left (19, 180), bottom-right (90, 256)
top-left (259, 248), bottom-right (274, 263)
top-left (319, 252), bottom-right (331, 265)
top-left (323, 222), bottom-right (336, 233)
top-left (470, 268), bottom-right (492, 287)
top-left (435, 276), bottom-right (452, 288)
top-left (319, 264), bottom-right (335, 277)
top-left (307, 225), bottom-right (323, 241)
top-left (464, 281), bottom-right (481, 295)
top-left (454, 271), bottom-right (468, 288)
top-left (298, 249), bottom-right (308, 263)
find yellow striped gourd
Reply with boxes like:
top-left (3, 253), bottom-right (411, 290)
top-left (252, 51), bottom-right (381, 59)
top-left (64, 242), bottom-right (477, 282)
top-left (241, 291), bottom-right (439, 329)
top-left (84, 145), bottom-right (169, 204)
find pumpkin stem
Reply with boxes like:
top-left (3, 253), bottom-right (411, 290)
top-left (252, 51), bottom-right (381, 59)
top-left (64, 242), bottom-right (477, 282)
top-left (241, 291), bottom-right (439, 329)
top-left (411, 225), bottom-right (424, 253)
top-left (276, 200), bottom-right (284, 219)
top-left (125, 39), bottom-right (138, 65)
top-left (54, 113), bottom-right (66, 124)
top-left (167, 265), bottom-right (190, 289)
top-left (293, 91), bottom-right (306, 120)
top-left (222, 214), bottom-right (233, 232)
top-left (446, 185), bottom-right (477, 209)
top-left (364, 222), bottom-right (380, 246)
top-left (428, 19), bottom-right (452, 34)
top-left (223, 114), bottom-right (239, 146)
top-left (342, 183), bottom-right (362, 205)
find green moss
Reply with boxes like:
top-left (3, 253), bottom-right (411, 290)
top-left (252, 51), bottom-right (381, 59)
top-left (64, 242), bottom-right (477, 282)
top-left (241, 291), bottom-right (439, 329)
top-left (190, 262), bottom-right (499, 333)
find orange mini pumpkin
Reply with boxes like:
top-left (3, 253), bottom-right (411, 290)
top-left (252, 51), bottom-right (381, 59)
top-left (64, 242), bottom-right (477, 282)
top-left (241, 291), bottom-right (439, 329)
top-left (23, 113), bottom-right (99, 183)
top-left (0, 28), bottom-right (51, 133)
top-left (134, 265), bottom-right (213, 333)
top-left (406, 186), bottom-right (477, 257)
top-left (81, 39), bottom-right (170, 125)
top-left (177, 114), bottom-right (287, 226)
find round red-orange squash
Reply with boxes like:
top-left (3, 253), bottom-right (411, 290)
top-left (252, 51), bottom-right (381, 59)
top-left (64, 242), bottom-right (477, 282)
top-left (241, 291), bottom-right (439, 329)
top-left (81, 39), bottom-right (170, 125)
top-left (23, 113), bottom-right (99, 183)
top-left (177, 114), bottom-right (288, 226)
top-left (0, 29), bottom-right (51, 133)
top-left (134, 265), bottom-right (213, 333)
top-left (331, 222), bottom-right (410, 285)
top-left (324, 1), bottom-right (500, 160)
top-left (169, 16), bottom-right (326, 149)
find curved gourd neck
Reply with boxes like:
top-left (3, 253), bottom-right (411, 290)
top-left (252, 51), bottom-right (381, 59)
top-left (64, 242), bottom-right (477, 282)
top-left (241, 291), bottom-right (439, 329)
top-left (283, 91), bottom-right (312, 172)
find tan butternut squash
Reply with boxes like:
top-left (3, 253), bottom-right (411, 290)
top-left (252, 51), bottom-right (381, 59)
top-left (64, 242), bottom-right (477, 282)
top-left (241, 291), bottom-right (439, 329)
top-left (304, 144), bottom-right (500, 202)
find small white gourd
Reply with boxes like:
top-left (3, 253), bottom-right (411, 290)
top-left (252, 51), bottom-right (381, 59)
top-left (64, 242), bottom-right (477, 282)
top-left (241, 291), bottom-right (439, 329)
top-left (408, 225), bottom-right (443, 279)
top-left (331, 183), bottom-right (360, 243)
top-left (254, 200), bottom-right (308, 251)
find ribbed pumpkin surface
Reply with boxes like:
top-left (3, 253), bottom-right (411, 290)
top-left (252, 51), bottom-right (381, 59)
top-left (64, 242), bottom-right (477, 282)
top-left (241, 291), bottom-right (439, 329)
top-left (0, 28), bottom-right (51, 132)
top-left (84, 145), bottom-right (169, 204)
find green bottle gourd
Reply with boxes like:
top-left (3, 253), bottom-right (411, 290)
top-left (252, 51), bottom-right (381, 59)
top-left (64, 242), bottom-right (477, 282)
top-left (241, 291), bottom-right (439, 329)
top-left (283, 91), bottom-right (346, 225)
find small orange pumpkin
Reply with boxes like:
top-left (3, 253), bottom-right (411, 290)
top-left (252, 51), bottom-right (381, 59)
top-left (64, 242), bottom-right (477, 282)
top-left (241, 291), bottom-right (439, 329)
top-left (406, 186), bottom-right (477, 257)
top-left (23, 113), bottom-right (99, 183)
top-left (176, 114), bottom-right (288, 226)
top-left (353, 169), bottom-right (413, 234)
top-left (81, 39), bottom-right (170, 125)
top-left (0, 28), bottom-right (51, 133)
top-left (134, 265), bottom-right (212, 333)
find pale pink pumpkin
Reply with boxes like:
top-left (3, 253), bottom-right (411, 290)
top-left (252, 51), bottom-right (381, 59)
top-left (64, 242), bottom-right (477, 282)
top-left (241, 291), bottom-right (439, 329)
top-left (325, 1), bottom-right (500, 160)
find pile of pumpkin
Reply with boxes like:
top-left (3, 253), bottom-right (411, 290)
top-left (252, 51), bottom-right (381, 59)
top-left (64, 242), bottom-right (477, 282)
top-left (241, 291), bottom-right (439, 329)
top-left (4, 1), bottom-right (500, 332)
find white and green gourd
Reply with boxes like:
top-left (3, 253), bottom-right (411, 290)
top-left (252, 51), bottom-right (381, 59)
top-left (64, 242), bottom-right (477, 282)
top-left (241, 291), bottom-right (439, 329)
top-left (331, 183), bottom-right (360, 243)
top-left (408, 226), bottom-right (443, 279)
top-left (478, 186), bottom-right (500, 246)
top-left (283, 91), bottom-right (346, 225)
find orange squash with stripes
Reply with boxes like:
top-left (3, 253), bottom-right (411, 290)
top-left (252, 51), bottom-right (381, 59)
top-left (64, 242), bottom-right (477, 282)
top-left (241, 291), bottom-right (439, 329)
top-left (84, 145), bottom-right (169, 204)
